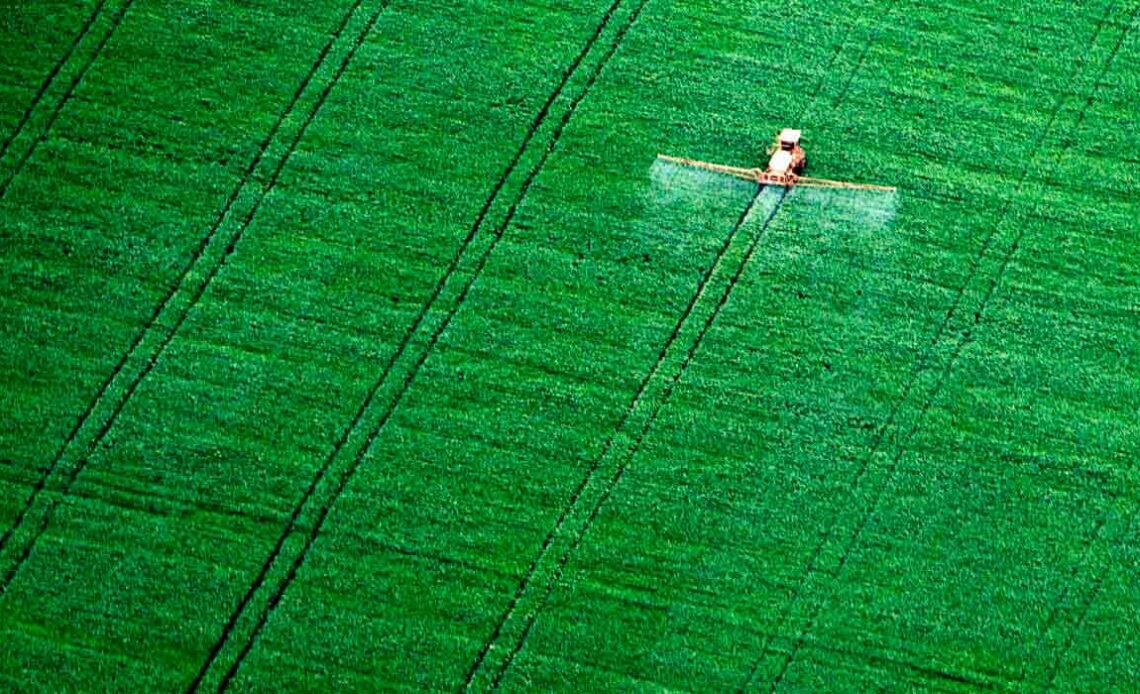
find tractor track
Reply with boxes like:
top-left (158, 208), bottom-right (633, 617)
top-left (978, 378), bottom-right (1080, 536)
top-left (462, 179), bottom-right (766, 691)
top-left (741, 2), bottom-right (1132, 690)
top-left (186, 1), bottom-right (647, 690)
top-left (486, 189), bottom-right (791, 690)
top-left (1040, 551), bottom-right (1108, 691)
top-left (1025, 11), bottom-right (1139, 691)
top-left (0, 0), bottom-right (110, 163)
top-left (828, 17), bottom-right (879, 112)
top-left (0, 0), bottom-right (366, 558)
top-left (1040, 515), bottom-right (1138, 692)
top-left (0, 0), bottom-right (135, 200)
top-left (0, 0), bottom-right (379, 593)
top-left (462, 2), bottom-right (876, 685)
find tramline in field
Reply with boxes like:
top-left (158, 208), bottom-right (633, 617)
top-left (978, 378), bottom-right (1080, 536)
top-left (659, 128), bottom-right (896, 191)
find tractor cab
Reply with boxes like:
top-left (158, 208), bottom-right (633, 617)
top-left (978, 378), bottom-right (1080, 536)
top-left (777, 128), bottom-right (802, 151)
top-left (767, 128), bottom-right (806, 175)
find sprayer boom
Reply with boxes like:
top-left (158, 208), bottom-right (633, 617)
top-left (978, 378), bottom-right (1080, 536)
top-left (793, 177), bottom-right (896, 192)
top-left (658, 129), bottom-right (895, 192)
top-left (656, 155), bottom-right (763, 183)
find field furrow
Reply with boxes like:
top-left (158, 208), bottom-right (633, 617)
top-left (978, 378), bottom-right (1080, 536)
top-left (0, 0), bottom-right (390, 593)
top-left (0, 0), bottom-right (360, 546)
top-left (465, 0), bottom-right (904, 684)
top-left (987, 14), bottom-right (1140, 691)
top-left (482, 1), bottom-right (1134, 691)
top-left (0, 0), bottom-right (135, 198)
top-left (0, 0), bottom-right (106, 159)
top-left (1, 0), bottom-right (663, 688)
top-left (753, 4), bottom-right (1139, 690)
top-left (186, 0), bottom-right (658, 689)
top-left (2, 0), bottom-right (1138, 690)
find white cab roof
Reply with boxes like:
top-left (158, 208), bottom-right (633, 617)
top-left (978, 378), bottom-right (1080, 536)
top-left (778, 128), bottom-right (802, 145)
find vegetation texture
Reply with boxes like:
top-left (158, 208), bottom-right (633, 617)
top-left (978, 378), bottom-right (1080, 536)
top-left (1, 0), bottom-right (1138, 691)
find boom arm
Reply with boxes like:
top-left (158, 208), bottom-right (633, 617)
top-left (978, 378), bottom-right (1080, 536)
top-left (657, 153), bottom-right (896, 192)
top-left (657, 154), bottom-right (764, 183)
top-left (793, 176), bottom-right (896, 192)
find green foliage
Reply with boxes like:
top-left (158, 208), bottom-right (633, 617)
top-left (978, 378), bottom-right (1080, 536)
top-left (1, 0), bottom-right (1138, 691)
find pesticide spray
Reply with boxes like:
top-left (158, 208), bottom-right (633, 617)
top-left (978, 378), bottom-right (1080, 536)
top-left (650, 156), bottom-right (756, 208)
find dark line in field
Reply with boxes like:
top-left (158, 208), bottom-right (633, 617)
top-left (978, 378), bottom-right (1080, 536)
top-left (761, 332), bottom-right (971, 693)
top-left (1041, 573), bottom-right (1107, 689)
top-left (0, 0), bottom-right (109, 163)
top-left (0, 0), bottom-right (142, 557)
top-left (0, 0), bottom-right (374, 594)
top-left (754, 3), bottom-right (1130, 691)
top-left (464, 179), bottom-right (762, 690)
top-left (1036, 9), bottom-right (1138, 690)
top-left (489, 189), bottom-right (790, 689)
top-left (1020, 507), bottom-right (1114, 686)
top-left (1070, 0), bottom-right (1134, 136)
top-left (829, 23), bottom-right (878, 111)
top-left (0, 0), bottom-right (134, 200)
top-left (466, 3), bottom-right (874, 678)
top-left (732, 4), bottom-right (931, 687)
top-left (894, 0), bottom-right (1118, 404)
top-left (0, 507), bottom-right (51, 592)
top-left (190, 1), bottom-right (641, 690)
top-left (472, 3), bottom-right (874, 687)
top-left (1041, 514), bottom-right (1140, 691)
top-left (0, 0), bottom-right (363, 563)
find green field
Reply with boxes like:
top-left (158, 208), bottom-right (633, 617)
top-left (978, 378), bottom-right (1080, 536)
top-left (1, 0), bottom-right (1138, 690)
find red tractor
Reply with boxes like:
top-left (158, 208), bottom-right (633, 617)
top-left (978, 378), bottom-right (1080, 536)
top-left (659, 128), bottom-right (895, 191)
top-left (765, 128), bottom-right (807, 177)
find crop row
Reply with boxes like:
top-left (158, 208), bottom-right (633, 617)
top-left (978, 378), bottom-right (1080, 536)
top-left (2, 0), bottom-right (1139, 690)
top-left (0, 0), bottom-right (717, 689)
top-left (490, 1), bottom-right (1140, 691)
